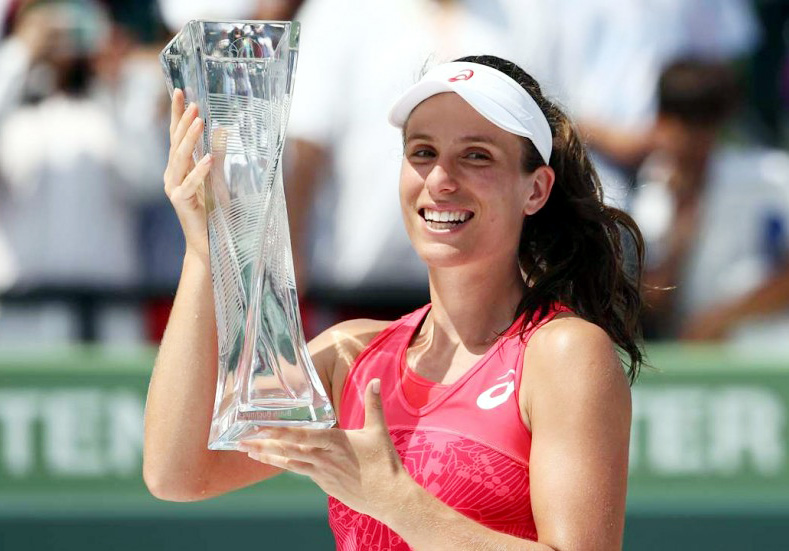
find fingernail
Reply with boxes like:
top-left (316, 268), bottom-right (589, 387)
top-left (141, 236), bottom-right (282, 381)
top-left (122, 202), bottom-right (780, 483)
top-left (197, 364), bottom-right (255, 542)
top-left (202, 153), bottom-right (213, 164)
top-left (237, 443), bottom-right (251, 452)
top-left (371, 379), bottom-right (381, 394)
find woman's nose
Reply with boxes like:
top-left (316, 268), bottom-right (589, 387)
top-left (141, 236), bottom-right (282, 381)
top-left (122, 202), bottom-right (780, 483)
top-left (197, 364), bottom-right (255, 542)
top-left (425, 163), bottom-right (458, 195)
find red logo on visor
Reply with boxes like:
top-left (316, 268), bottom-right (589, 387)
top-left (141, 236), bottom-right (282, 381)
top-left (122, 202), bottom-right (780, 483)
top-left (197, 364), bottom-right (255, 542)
top-left (448, 69), bottom-right (474, 82)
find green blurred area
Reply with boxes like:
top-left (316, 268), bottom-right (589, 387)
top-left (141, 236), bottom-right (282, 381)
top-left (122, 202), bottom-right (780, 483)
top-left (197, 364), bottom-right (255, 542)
top-left (1, 344), bottom-right (788, 550)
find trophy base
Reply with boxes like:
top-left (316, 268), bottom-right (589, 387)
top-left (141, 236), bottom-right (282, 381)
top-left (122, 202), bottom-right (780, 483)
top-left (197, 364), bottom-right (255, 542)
top-left (209, 420), bottom-right (336, 451)
top-left (208, 402), bottom-right (336, 450)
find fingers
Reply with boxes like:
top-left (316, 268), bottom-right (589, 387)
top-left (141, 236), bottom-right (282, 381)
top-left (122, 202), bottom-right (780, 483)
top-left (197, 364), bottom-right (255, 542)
top-left (245, 450), bottom-right (314, 476)
top-left (241, 427), bottom-right (334, 451)
top-left (363, 378), bottom-right (386, 430)
top-left (169, 88), bottom-right (185, 140)
top-left (240, 438), bottom-right (325, 476)
top-left (243, 439), bottom-right (321, 464)
top-left (168, 153), bottom-right (212, 202)
top-left (164, 116), bottom-right (204, 194)
top-left (170, 102), bottom-right (199, 158)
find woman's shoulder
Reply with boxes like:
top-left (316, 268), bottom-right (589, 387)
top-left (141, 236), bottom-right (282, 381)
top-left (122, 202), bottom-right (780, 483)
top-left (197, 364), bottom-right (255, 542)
top-left (527, 313), bottom-right (615, 358)
top-left (309, 318), bottom-right (393, 366)
top-left (521, 314), bottom-right (630, 425)
top-left (319, 318), bottom-right (394, 348)
top-left (308, 318), bottom-right (394, 410)
top-left (309, 317), bottom-right (392, 374)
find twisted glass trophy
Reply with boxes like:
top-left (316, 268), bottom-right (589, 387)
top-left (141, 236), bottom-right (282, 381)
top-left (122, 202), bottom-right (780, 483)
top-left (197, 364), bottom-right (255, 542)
top-left (160, 20), bottom-right (335, 450)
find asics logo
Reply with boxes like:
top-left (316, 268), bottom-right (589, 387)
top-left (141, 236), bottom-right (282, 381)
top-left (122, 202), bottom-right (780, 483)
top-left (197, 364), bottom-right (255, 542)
top-left (449, 69), bottom-right (474, 82)
top-left (476, 369), bottom-right (516, 410)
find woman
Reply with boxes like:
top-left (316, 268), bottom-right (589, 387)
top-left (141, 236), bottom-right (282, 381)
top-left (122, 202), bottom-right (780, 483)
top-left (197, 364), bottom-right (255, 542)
top-left (144, 55), bottom-right (644, 550)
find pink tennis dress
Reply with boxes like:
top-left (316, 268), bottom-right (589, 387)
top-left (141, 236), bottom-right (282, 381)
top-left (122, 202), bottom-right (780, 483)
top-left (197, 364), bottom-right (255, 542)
top-left (329, 304), bottom-right (568, 550)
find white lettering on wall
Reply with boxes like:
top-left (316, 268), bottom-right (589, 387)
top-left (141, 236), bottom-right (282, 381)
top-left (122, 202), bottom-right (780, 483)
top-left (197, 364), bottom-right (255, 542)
top-left (0, 388), bottom-right (145, 478)
top-left (631, 386), bottom-right (786, 477)
top-left (0, 391), bottom-right (38, 476)
top-left (707, 388), bottom-right (785, 475)
top-left (108, 390), bottom-right (145, 476)
top-left (45, 389), bottom-right (105, 476)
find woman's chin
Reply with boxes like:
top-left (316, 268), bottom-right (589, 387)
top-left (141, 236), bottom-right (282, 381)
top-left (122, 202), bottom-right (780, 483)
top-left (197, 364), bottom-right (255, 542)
top-left (415, 244), bottom-right (472, 269)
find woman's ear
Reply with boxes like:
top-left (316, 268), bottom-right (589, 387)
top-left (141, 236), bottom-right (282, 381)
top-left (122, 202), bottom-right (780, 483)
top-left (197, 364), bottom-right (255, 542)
top-left (523, 166), bottom-right (555, 216)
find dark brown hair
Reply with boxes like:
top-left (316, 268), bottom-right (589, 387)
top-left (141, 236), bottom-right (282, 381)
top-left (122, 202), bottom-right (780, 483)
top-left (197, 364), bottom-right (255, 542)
top-left (658, 58), bottom-right (741, 127)
top-left (455, 55), bottom-right (645, 383)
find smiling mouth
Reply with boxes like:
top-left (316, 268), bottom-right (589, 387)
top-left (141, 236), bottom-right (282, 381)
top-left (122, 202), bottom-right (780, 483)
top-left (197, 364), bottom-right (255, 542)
top-left (419, 208), bottom-right (474, 231)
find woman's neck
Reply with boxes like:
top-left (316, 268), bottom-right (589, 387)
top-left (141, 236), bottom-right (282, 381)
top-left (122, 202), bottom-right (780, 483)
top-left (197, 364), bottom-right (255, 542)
top-left (423, 261), bottom-right (526, 351)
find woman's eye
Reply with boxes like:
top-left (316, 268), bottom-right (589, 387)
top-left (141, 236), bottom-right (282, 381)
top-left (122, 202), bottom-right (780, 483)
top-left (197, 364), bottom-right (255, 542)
top-left (410, 148), bottom-right (436, 159)
top-left (466, 151), bottom-right (491, 161)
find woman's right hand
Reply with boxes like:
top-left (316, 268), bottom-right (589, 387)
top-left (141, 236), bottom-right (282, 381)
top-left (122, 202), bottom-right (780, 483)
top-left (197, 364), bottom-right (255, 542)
top-left (164, 88), bottom-right (213, 260)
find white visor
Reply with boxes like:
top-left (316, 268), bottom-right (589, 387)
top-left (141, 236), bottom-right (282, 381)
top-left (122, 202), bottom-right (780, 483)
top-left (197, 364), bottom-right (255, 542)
top-left (388, 61), bottom-right (552, 165)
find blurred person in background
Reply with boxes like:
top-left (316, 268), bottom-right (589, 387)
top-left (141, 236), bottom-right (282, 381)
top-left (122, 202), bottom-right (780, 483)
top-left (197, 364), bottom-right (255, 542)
top-left (630, 58), bottom-right (789, 343)
top-left (157, 0), bottom-right (305, 32)
top-left (536, 0), bottom-right (761, 208)
top-left (0, 0), bottom-right (148, 342)
top-left (0, 0), bottom-right (14, 291)
top-left (284, 0), bottom-right (546, 333)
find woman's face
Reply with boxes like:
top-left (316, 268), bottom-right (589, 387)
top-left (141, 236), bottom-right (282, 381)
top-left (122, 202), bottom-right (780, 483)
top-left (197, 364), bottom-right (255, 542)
top-left (400, 92), bottom-right (549, 270)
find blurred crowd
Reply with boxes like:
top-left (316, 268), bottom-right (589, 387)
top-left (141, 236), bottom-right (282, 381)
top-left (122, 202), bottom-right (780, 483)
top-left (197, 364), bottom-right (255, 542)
top-left (0, 0), bottom-right (787, 347)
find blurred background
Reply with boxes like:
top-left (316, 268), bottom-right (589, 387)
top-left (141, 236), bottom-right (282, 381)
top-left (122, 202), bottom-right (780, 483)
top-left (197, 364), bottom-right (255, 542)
top-left (1, 0), bottom-right (788, 549)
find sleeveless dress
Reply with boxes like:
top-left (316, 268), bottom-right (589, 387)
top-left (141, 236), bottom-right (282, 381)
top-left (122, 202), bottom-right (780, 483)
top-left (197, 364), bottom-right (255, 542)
top-left (329, 304), bottom-right (569, 550)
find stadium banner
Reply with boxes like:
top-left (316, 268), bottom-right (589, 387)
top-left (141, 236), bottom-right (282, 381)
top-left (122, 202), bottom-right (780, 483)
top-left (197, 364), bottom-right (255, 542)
top-left (0, 344), bottom-right (787, 516)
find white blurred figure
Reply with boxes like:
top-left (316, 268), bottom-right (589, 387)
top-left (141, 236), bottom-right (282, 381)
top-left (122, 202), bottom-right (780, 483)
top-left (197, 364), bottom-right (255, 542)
top-left (0, 0), bottom-right (141, 342)
top-left (629, 59), bottom-right (789, 347)
top-left (284, 0), bottom-right (545, 315)
top-left (157, 0), bottom-right (258, 32)
top-left (540, 0), bottom-right (761, 208)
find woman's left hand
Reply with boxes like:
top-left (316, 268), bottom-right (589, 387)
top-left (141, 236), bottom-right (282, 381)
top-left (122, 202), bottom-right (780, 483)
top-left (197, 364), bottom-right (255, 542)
top-left (238, 379), bottom-right (410, 521)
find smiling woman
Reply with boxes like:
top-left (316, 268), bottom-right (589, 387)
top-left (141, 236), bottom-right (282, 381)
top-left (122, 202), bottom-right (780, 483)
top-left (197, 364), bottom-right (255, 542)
top-left (144, 54), bottom-right (645, 551)
top-left (399, 91), bottom-right (545, 271)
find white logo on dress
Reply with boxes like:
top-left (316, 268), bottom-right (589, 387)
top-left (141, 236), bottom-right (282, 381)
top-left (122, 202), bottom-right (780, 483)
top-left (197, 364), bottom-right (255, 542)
top-left (476, 369), bottom-right (516, 410)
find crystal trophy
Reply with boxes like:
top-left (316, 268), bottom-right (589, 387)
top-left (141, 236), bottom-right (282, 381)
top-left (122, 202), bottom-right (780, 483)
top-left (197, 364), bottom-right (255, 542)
top-left (160, 20), bottom-right (335, 450)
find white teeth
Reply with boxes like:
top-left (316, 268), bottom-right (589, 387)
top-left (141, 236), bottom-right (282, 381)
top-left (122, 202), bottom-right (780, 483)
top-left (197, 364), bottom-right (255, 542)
top-left (423, 209), bottom-right (471, 223)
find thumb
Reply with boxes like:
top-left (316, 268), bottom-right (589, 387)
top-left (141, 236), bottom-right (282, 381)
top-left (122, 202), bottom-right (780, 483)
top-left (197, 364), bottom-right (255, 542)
top-left (363, 378), bottom-right (386, 430)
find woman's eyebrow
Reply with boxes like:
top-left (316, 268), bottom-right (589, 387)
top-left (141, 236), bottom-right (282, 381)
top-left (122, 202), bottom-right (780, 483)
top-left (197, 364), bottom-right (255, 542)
top-left (405, 133), bottom-right (500, 145)
top-left (458, 135), bottom-right (499, 145)
top-left (405, 132), bottom-right (432, 143)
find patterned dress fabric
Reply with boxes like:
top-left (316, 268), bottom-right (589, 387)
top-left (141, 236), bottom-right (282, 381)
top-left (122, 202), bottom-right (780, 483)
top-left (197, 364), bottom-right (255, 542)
top-left (329, 304), bottom-right (569, 549)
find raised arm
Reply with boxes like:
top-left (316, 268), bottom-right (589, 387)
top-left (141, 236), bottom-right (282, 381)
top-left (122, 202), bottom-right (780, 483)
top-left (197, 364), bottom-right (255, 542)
top-left (143, 91), bottom-right (342, 501)
top-left (143, 90), bottom-right (277, 500)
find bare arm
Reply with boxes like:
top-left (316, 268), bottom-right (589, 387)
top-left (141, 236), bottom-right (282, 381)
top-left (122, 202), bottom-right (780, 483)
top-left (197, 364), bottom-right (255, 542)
top-left (143, 250), bottom-right (285, 501)
top-left (143, 251), bottom-right (372, 501)
top-left (143, 91), bottom-right (350, 501)
top-left (578, 120), bottom-right (654, 168)
top-left (681, 263), bottom-right (789, 340)
top-left (525, 318), bottom-right (631, 551)
top-left (143, 90), bottom-right (282, 500)
top-left (641, 194), bottom-right (700, 331)
top-left (382, 485), bottom-right (555, 551)
top-left (0, 10), bottom-right (50, 120)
